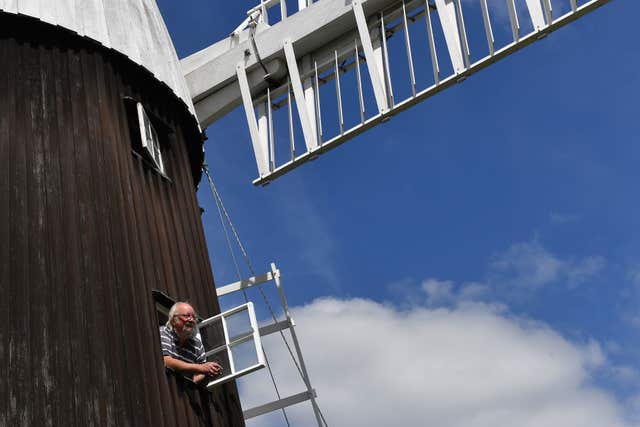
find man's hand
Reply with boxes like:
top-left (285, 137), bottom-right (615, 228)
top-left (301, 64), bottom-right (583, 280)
top-left (198, 361), bottom-right (223, 377)
top-left (164, 355), bottom-right (223, 378)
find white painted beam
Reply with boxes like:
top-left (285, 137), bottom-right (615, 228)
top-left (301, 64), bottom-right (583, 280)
top-left (216, 271), bottom-right (276, 296)
top-left (283, 38), bottom-right (319, 152)
top-left (244, 390), bottom-right (317, 419)
top-left (525, 0), bottom-right (546, 30)
top-left (237, 63), bottom-right (270, 177)
top-left (353, 0), bottom-right (389, 113)
top-left (434, 0), bottom-right (465, 74)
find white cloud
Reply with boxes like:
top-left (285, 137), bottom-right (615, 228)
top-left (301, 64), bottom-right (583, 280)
top-left (459, 281), bottom-right (491, 300)
top-left (626, 394), bottom-right (640, 423)
top-left (550, 212), bottom-right (581, 225)
top-left (422, 278), bottom-right (455, 305)
top-left (490, 240), bottom-right (604, 289)
top-left (567, 256), bottom-right (606, 288)
top-left (610, 365), bottom-right (640, 384)
top-left (238, 297), bottom-right (635, 427)
top-left (421, 278), bottom-right (491, 307)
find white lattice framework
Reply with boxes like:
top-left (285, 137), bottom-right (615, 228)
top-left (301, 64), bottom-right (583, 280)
top-left (182, 0), bottom-right (612, 185)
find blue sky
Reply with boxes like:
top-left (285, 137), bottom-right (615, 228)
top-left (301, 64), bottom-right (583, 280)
top-left (158, 1), bottom-right (639, 425)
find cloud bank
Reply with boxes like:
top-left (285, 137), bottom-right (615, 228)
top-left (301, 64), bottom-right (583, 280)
top-left (239, 295), bottom-right (634, 427)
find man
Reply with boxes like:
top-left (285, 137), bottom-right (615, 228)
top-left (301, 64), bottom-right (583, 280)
top-left (160, 301), bottom-right (222, 383)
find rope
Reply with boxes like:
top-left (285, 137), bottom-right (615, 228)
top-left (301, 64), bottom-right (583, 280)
top-left (203, 166), bottom-right (329, 427)
top-left (206, 167), bottom-right (291, 427)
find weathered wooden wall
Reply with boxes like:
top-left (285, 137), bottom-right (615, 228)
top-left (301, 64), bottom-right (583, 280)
top-left (0, 13), bottom-right (244, 427)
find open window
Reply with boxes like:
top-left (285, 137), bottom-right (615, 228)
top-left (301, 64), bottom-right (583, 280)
top-left (136, 102), bottom-right (165, 174)
top-left (124, 97), bottom-right (172, 178)
top-left (198, 302), bottom-right (266, 389)
top-left (152, 290), bottom-right (265, 388)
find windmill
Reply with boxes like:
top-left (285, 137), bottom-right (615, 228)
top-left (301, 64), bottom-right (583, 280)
top-left (0, 0), bottom-right (614, 426)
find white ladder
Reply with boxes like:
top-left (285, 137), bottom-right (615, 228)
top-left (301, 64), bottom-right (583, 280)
top-left (216, 263), bottom-right (326, 425)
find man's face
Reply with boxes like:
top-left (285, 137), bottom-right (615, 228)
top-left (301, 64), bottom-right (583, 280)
top-left (172, 303), bottom-right (197, 339)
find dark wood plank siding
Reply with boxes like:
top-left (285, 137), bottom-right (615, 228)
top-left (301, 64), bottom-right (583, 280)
top-left (0, 13), bottom-right (244, 427)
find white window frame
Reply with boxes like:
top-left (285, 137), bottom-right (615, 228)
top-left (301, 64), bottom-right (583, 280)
top-left (136, 102), bottom-right (165, 174)
top-left (198, 302), bottom-right (266, 389)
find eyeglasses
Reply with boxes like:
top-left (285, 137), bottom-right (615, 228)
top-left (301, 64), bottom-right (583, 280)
top-left (175, 313), bottom-right (196, 320)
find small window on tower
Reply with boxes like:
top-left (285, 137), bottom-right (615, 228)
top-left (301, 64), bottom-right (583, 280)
top-left (124, 97), bottom-right (173, 179)
top-left (136, 102), bottom-right (165, 174)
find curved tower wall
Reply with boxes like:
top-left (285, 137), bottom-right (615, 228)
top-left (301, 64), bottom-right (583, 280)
top-left (0, 0), bottom-right (196, 118)
top-left (0, 10), bottom-right (244, 427)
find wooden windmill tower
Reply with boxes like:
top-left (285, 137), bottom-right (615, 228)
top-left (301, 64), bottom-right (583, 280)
top-left (0, 0), bottom-right (615, 426)
top-left (0, 1), bottom-right (245, 425)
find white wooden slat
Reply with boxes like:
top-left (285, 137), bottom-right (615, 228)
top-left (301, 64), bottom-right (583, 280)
top-left (525, 0), bottom-right (546, 30)
top-left (258, 103), bottom-right (269, 155)
top-left (425, 0), bottom-right (440, 83)
top-left (127, 0), bottom-right (153, 69)
top-left (570, 0), bottom-right (578, 12)
top-left (283, 38), bottom-right (319, 152)
top-left (104, 0), bottom-right (141, 65)
top-left (122, 0), bottom-right (142, 65)
top-left (16, 0), bottom-right (40, 19)
top-left (313, 62), bottom-right (324, 144)
top-left (288, 81), bottom-right (295, 159)
top-left (268, 88), bottom-right (275, 171)
top-left (434, 0), bottom-right (465, 74)
top-left (454, 0), bottom-right (471, 68)
top-left (244, 391), bottom-right (316, 419)
top-left (353, 0), bottom-right (389, 113)
top-left (334, 50), bottom-right (344, 134)
top-left (80, 0), bottom-right (110, 47)
top-left (380, 13), bottom-right (394, 107)
top-left (355, 41), bottom-right (366, 123)
top-left (480, 0), bottom-right (495, 55)
top-left (1, 0), bottom-right (197, 119)
top-left (542, 0), bottom-right (553, 25)
top-left (216, 271), bottom-right (275, 296)
top-left (0, 0), bottom-right (19, 14)
top-left (301, 55), bottom-right (317, 143)
top-left (402, 0), bottom-right (417, 96)
top-left (38, 0), bottom-right (57, 26)
top-left (507, 0), bottom-right (520, 42)
top-left (103, 0), bottom-right (134, 61)
top-left (54, 0), bottom-right (77, 36)
top-left (237, 62), bottom-right (270, 177)
top-left (139, 0), bottom-right (167, 84)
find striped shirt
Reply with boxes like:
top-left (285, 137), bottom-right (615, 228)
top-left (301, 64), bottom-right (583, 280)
top-left (160, 326), bottom-right (206, 364)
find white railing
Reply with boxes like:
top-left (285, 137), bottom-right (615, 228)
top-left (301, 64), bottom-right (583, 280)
top-left (232, 0), bottom-right (611, 185)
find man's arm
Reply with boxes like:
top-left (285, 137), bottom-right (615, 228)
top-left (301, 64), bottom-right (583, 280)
top-left (163, 355), bottom-right (222, 378)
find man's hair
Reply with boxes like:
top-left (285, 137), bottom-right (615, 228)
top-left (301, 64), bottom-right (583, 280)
top-left (165, 302), bottom-right (180, 329)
